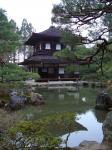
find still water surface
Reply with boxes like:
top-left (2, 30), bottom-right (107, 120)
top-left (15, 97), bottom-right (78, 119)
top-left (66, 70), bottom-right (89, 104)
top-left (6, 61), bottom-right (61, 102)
top-left (61, 110), bottom-right (103, 147)
top-left (21, 86), bottom-right (107, 147)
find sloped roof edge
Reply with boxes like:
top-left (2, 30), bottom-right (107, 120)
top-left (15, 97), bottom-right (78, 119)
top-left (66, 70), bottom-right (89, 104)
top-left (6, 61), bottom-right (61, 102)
top-left (25, 26), bottom-right (61, 45)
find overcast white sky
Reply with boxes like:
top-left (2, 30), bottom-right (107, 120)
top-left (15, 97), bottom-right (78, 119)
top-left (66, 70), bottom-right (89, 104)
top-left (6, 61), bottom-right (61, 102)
top-left (0, 0), bottom-right (61, 32)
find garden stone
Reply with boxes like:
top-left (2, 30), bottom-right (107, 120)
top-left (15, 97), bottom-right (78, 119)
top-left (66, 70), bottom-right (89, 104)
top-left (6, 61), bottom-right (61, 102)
top-left (0, 100), bottom-right (5, 108)
top-left (9, 90), bottom-right (27, 110)
top-left (95, 109), bottom-right (107, 123)
top-left (78, 140), bottom-right (107, 150)
top-left (96, 91), bottom-right (112, 110)
top-left (102, 111), bottom-right (112, 146)
top-left (30, 91), bottom-right (45, 105)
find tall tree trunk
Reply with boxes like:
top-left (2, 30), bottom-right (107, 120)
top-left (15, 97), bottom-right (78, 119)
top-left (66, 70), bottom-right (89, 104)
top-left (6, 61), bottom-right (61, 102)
top-left (101, 50), bottom-right (104, 76)
top-left (13, 52), bottom-right (16, 63)
top-left (0, 58), bottom-right (5, 82)
top-left (23, 45), bottom-right (26, 61)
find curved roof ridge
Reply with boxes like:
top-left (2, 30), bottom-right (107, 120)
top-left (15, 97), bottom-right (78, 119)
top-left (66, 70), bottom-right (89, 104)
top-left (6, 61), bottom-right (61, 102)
top-left (38, 26), bottom-right (61, 37)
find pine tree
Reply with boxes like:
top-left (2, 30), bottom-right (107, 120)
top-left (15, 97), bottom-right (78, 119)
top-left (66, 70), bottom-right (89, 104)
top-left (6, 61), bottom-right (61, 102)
top-left (0, 9), bottom-right (20, 64)
top-left (20, 19), bottom-right (34, 60)
top-left (52, 0), bottom-right (112, 75)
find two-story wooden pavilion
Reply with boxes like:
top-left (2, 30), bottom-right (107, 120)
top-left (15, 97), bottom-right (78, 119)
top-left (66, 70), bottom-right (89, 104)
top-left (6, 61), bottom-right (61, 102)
top-left (20, 26), bottom-right (88, 80)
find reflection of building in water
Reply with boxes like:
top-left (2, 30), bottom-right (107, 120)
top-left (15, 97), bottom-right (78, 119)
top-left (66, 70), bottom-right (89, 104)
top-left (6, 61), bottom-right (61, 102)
top-left (58, 88), bottom-right (61, 93)
top-left (57, 88), bottom-right (65, 100)
top-left (67, 92), bottom-right (80, 104)
top-left (26, 113), bottom-right (34, 120)
top-left (59, 94), bottom-right (64, 100)
top-left (67, 92), bottom-right (80, 99)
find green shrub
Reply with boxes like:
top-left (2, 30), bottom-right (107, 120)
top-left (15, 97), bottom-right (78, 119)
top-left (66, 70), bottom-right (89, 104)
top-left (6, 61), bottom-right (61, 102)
top-left (0, 63), bottom-right (40, 82)
top-left (7, 112), bottom-right (83, 149)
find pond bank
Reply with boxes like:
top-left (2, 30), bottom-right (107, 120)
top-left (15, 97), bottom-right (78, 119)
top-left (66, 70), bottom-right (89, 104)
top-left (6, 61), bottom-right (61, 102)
top-left (0, 82), bottom-right (111, 149)
top-left (25, 80), bottom-right (105, 88)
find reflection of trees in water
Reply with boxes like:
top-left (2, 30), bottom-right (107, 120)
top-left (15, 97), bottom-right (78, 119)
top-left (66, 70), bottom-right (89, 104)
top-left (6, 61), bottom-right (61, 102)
top-left (58, 87), bottom-right (80, 101)
top-left (37, 87), bottom-right (98, 115)
top-left (65, 132), bottom-right (70, 148)
top-left (59, 94), bottom-right (64, 100)
top-left (94, 110), bottom-right (108, 123)
top-left (58, 88), bottom-right (65, 100)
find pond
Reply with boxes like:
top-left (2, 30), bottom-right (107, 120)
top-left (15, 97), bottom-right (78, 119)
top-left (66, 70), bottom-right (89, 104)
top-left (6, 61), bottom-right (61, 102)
top-left (18, 86), bottom-right (108, 147)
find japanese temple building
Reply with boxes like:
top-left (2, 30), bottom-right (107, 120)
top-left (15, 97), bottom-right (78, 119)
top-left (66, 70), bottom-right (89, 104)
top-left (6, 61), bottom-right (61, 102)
top-left (20, 26), bottom-right (88, 80)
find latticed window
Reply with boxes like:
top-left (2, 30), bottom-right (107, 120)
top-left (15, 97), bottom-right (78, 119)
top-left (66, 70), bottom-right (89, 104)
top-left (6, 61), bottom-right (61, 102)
top-left (59, 68), bottom-right (64, 74)
top-left (56, 44), bottom-right (61, 50)
top-left (45, 43), bottom-right (51, 50)
top-left (42, 68), bottom-right (47, 72)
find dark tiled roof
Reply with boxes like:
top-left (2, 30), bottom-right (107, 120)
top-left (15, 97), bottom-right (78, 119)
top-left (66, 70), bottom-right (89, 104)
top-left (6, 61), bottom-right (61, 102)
top-left (19, 55), bottom-right (61, 65)
top-left (25, 26), bottom-right (61, 45)
top-left (28, 55), bottom-right (59, 63)
top-left (19, 55), bottom-right (91, 65)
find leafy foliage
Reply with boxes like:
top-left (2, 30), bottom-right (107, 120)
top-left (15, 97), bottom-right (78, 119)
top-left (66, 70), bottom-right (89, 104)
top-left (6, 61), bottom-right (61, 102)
top-left (5, 112), bottom-right (82, 149)
top-left (75, 45), bottom-right (93, 58)
top-left (0, 9), bottom-right (20, 62)
top-left (52, 0), bottom-right (112, 76)
top-left (61, 29), bottom-right (85, 48)
top-left (54, 48), bottom-right (76, 60)
top-left (0, 9), bottom-right (40, 83)
top-left (0, 63), bottom-right (39, 82)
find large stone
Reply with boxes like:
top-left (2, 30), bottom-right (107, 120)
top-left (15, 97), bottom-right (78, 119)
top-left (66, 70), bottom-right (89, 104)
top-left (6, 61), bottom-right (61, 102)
top-left (95, 110), bottom-right (108, 123)
top-left (96, 91), bottom-right (112, 110)
top-left (78, 140), bottom-right (107, 150)
top-left (9, 90), bottom-right (27, 110)
top-left (0, 100), bottom-right (5, 108)
top-left (30, 92), bottom-right (45, 105)
top-left (102, 111), bottom-right (112, 146)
